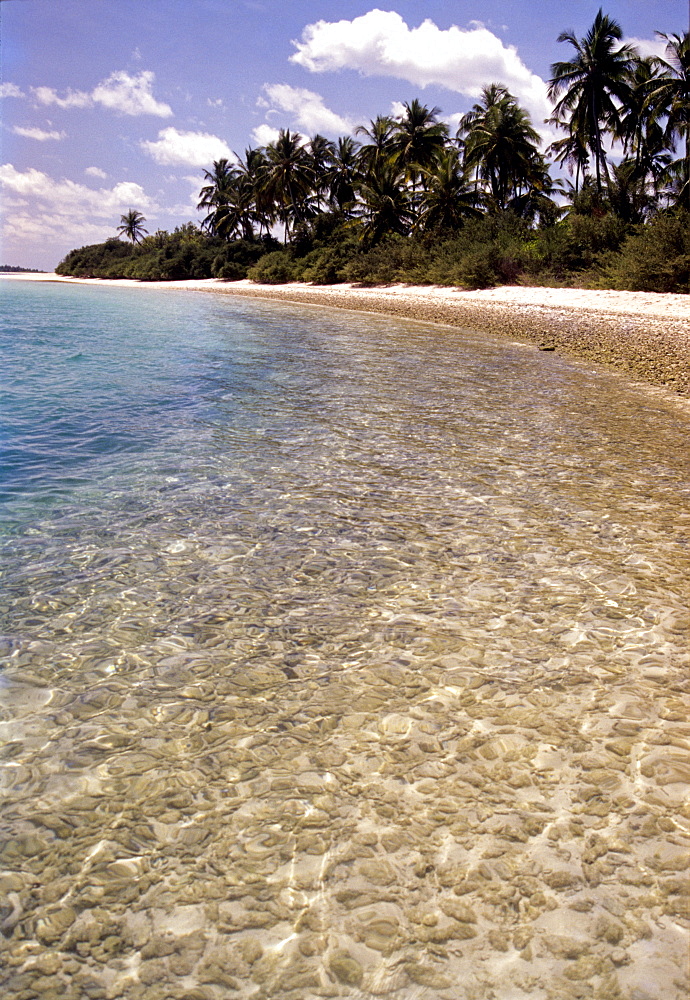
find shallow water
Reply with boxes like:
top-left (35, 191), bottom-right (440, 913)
top-left (1, 281), bottom-right (689, 999)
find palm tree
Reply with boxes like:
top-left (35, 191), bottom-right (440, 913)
top-left (612, 58), bottom-right (671, 218)
top-left (390, 99), bottom-right (449, 212)
top-left (197, 158), bottom-right (243, 238)
top-left (650, 32), bottom-right (690, 208)
top-left (507, 154), bottom-right (564, 225)
top-left (355, 115), bottom-right (396, 177)
top-left (548, 124), bottom-right (591, 192)
top-left (237, 147), bottom-right (274, 237)
top-left (324, 136), bottom-right (361, 214)
top-left (459, 85), bottom-right (543, 212)
top-left (117, 209), bottom-right (148, 244)
top-left (417, 147), bottom-right (481, 231)
top-left (547, 8), bottom-right (637, 194)
top-left (307, 134), bottom-right (336, 211)
top-left (606, 157), bottom-right (659, 223)
top-left (258, 129), bottom-right (316, 242)
top-left (355, 163), bottom-right (415, 244)
top-left (619, 58), bottom-right (664, 166)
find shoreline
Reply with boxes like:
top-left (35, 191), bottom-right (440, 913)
top-left (4, 272), bottom-right (689, 395)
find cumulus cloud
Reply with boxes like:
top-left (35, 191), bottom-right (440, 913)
top-left (140, 126), bottom-right (234, 166)
top-left (92, 70), bottom-right (172, 116)
top-left (32, 85), bottom-right (91, 109)
top-left (12, 126), bottom-right (66, 141)
top-left (260, 83), bottom-right (352, 135)
top-left (0, 83), bottom-right (25, 99)
top-left (443, 112), bottom-right (465, 133)
top-left (0, 163), bottom-right (159, 267)
top-left (251, 123), bottom-right (281, 146)
top-left (290, 9), bottom-right (552, 128)
top-left (4, 213), bottom-right (117, 255)
top-left (626, 35), bottom-right (670, 60)
top-left (0, 164), bottom-right (156, 216)
top-left (85, 166), bottom-right (108, 179)
top-left (31, 70), bottom-right (172, 116)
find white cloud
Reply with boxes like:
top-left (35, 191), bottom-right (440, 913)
top-left (163, 173), bottom-right (208, 218)
top-left (626, 36), bottom-right (669, 61)
top-left (290, 9), bottom-right (552, 129)
top-left (140, 126), bottom-right (234, 166)
top-left (0, 163), bottom-right (159, 267)
top-left (443, 112), bottom-right (465, 133)
top-left (0, 164), bottom-right (156, 217)
top-left (12, 126), bottom-right (66, 141)
top-left (251, 123), bottom-right (281, 146)
top-left (85, 166), bottom-right (108, 178)
top-left (31, 70), bottom-right (171, 116)
top-left (4, 212), bottom-right (117, 249)
top-left (92, 70), bottom-right (172, 117)
top-left (32, 85), bottom-right (91, 109)
top-left (261, 83), bottom-right (352, 135)
top-left (0, 83), bottom-right (25, 99)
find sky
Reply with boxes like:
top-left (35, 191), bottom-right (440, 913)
top-left (0, 0), bottom-right (686, 269)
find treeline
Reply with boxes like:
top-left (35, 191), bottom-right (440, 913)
top-left (0, 265), bottom-right (45, 273)
top-left (57, 13), bottom-right (689, 292)
top-left (54, 209), bottom-right (689, 292)
top-left (56, 224), bottom-right (275, 281)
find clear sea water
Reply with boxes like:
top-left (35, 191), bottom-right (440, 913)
top-left (1, 279), bottom-right (689, 998)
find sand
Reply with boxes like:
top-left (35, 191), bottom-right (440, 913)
top-left (4, 273), bottom-right (689, 395)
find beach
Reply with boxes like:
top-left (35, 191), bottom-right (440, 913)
top-left (4, 272), bottom-right (690, 395)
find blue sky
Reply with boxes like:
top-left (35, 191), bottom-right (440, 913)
top-left (1, 0), bottom-right (685, 269)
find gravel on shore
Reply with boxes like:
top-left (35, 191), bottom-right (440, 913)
top-left (204, 281), bottom-right (690, 396)
top-left (5, 274), bottom-right (689, 394)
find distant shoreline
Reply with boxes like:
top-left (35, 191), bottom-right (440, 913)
top-left (4, 272), bottom-right (689, 395)
top-left (0, 268), bottom-right (47, 274)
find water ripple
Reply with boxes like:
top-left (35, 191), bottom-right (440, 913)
top-left (1, 282), bottom-right (689, 998)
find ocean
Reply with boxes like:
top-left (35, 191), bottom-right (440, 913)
top-left (1, 278), bottom-right (689, 998)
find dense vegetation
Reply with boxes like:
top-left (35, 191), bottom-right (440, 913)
top-left (56, 225), bottom-right (276, 281)
top-left (0, 265), bottom-right (46, 273)
top-left (57, 13), bottom-right (689, 292)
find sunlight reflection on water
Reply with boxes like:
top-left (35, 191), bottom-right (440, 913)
top-left (1, 284), bottom-right (689, 998)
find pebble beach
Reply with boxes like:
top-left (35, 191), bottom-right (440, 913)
top-left (208, 281), bottom-right (690, 397)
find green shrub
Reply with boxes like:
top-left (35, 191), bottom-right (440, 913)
top-left (340, 236), bottom-right (433, 285)
top-left (527, 214), bottom-right (629, 280)
top-left (55, 210), bottom-right (689, 292)
top-left (56, 231), bottom-right (270, 281)
top-left (246, 251), bottom-right (297, 284)
top-left (295, 247), bottom-right (342, 284)
top-left (211, 239), bottom-right (268, 280)
top-left (213, 261), bottom-right (247, 280)
top-left (55, 239), bottom-right (134, 277)
top-left (423, 216), bottom-right (530, 287)
top-left (598, 211), bottom-right (690, 292)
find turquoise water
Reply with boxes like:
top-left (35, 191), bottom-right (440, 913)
top-left (1, 279), bottom-right (689, 999)
top-left (1, 280), bottom-right (325, 511)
